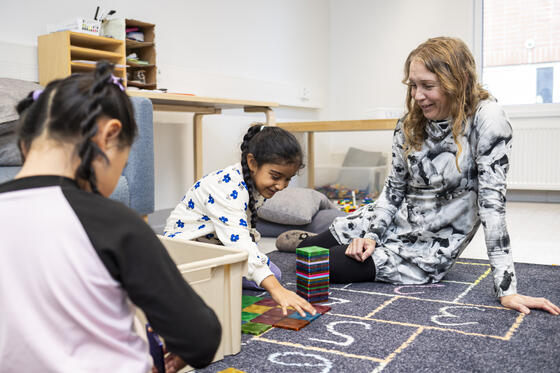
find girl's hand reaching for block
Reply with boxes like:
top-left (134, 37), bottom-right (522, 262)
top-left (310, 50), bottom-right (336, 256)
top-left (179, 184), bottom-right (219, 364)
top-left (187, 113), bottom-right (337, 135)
top-left (261, 275), bottom-right (316, 317)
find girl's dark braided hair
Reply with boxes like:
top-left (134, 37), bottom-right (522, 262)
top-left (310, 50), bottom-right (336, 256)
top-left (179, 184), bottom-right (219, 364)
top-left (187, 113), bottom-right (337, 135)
top-left (240, 124), bottom-right (303, 237)
top-left (16, 61), bottom-right (137, 194)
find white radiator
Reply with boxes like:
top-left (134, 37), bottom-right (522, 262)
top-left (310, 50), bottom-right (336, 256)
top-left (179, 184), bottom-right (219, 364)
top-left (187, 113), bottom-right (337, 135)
top-left (508, 125), bottom-right (560, 190)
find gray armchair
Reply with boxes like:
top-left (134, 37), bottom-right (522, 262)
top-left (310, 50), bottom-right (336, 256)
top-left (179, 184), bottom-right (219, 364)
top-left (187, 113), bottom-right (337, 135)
top-left (0, 95), bottom-right (155, 216)
top-left (109, 96), bottom-right (155, 215)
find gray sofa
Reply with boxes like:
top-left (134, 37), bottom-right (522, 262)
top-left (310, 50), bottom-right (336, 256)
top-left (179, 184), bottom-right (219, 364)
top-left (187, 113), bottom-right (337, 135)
top-left (0, 89), bottom-right (155, 216)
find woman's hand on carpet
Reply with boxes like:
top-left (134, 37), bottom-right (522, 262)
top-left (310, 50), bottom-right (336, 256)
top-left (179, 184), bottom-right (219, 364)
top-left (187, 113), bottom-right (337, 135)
top-left (262, 275), bottom-right (316, 317)
top-left (500, 294), bottom-right (560, 315)
top-left (345, 238), bottom-right (376, 262)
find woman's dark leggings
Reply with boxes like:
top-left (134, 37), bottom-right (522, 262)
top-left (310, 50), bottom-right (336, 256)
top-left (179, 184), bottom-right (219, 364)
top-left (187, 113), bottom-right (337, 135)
top-left (298, 230), bottom-right (376, 283)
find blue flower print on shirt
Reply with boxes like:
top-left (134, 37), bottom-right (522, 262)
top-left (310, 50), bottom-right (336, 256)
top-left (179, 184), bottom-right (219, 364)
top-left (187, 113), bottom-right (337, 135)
top-left (238, 181), bottom-right (247, 190)
top-left (208, 194), bottom-right (215, 204)
top-left (206, 233), bottom-right (215, 239)
top-left (194, 181), bottom-right (201, 189)
top-left (201, 215), bottom-right (210, 221)
top-left (219, 216), bottom-right (229, 224)
top-left (222, 174), bottom-right (231, 183)
top-left (198, 224), bottom-right (206, 230)
top-left (176, 220), bottom-right (184, 228)
top-left (236, 169), bottom-right (241, 175)
top-left (230, 234), bottom-right (239, 242)
top-left (230, 190), bottom-right (238, 199)
top-left (188, 199), bottom-right (195, 209)
top-left (216, 170), bottom-right (223, 175)
top-left (244, 202), bottom-right (248, 210)
top-left (239, 219), bottom-right (247, 227)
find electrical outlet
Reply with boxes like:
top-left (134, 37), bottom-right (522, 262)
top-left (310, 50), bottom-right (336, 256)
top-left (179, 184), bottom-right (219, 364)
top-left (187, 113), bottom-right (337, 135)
top-left (301, 87), bottom-right (311, 101)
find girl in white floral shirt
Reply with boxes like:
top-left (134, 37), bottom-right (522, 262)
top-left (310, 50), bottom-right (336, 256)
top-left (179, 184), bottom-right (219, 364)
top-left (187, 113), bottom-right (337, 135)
top-left (165, 124), bottom-right (315, 317)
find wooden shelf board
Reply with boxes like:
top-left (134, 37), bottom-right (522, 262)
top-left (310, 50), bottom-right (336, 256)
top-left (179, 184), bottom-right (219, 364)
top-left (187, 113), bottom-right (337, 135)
top-left (126, 40), bottom-right (155, 49)
top-left (69, 32), bottom-right (123, 48)
top-left (70, 46), bottom-right (123, 60)
top-left (127, 81), bottom-right (157, 89)
top-left (127, 61), bottom-right (156, 68)
top-left (126, 90), bottom-right (279, 110)
top-left (276, 119), bottom-right (398, 132)
top-left (126, 19), bottom-right (155, 28)
top-left (71, 62), bottom-right (125, 71)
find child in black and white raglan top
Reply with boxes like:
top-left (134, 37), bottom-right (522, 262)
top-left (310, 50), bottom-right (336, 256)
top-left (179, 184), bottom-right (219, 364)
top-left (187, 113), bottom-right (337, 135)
top-left (0, 62), bottom-right (221, 373)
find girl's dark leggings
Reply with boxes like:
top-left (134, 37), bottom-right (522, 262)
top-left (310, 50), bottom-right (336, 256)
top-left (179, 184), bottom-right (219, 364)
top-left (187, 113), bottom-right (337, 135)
top-left (298, 230), bottom-right (376, 283)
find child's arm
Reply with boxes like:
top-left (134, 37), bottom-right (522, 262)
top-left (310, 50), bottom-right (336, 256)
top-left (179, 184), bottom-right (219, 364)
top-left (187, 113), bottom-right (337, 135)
top-left (95, 213), bottom-right (222, 369)
top-left (202, 176), bottom-right (274, 285)
top-left (202, 175), bottom-right (315, 316)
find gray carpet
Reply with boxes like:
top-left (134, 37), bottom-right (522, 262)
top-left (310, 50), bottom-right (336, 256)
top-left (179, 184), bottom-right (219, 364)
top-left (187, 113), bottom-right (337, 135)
top-left (197, 252), bottom-right (560, 373)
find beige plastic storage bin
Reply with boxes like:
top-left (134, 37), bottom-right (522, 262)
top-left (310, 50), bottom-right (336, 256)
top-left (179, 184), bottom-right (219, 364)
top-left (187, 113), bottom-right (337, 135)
top-left (138, 235), bottom-right (248, 371)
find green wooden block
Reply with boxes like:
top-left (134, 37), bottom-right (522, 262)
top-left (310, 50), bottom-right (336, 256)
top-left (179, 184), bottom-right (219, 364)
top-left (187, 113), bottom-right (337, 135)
top-left (241, 322), bottom-right (272, 335)
top-left (296, 246), bottom-right (329, 258)
top-left (241, 312), bottom-right (260, 322)
top-left (242, 295), bottom-right (262, 308)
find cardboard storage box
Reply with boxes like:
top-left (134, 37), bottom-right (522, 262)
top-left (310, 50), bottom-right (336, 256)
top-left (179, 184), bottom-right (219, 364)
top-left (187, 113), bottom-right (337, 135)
top-left (137, 236), bottom-right (248, 370)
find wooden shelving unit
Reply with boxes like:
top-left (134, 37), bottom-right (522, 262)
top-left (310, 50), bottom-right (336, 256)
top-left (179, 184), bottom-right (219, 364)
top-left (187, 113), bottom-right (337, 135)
top-left (125, 19), bottom-right (157, 90)
top-left (38, 31), bottom-right (126, 86)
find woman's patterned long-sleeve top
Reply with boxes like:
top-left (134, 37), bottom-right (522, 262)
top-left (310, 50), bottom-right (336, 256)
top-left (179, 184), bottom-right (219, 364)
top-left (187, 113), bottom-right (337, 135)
top-left (164, 163), bottom-right (273, 286)
top-left (330, 99), bottom-right (516, 297)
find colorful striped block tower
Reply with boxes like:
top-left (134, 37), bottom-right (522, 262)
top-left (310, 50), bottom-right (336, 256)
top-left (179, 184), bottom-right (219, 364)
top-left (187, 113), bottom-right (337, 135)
top-left (296, 246), bottom-right (329, 303)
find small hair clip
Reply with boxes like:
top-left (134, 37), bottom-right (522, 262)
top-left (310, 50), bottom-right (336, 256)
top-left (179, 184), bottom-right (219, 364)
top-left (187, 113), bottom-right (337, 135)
top-left (109, 75), bottom-right (125, 91)
top-left (32, 89), bottom-right (43, 101)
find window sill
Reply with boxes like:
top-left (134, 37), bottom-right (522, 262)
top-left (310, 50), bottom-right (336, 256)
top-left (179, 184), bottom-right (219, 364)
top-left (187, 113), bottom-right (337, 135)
top-left (503, 103), bottom-right (560, 119)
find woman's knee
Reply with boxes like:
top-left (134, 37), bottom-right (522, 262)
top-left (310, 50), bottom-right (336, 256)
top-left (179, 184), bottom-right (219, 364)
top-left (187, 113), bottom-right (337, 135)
top-left (329, 245), bottom-right (376, 283)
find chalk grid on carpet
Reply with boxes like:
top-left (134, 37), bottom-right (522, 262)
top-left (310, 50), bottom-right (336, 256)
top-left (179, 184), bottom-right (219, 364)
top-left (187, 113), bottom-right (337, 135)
top-left (198, 252), bottom-right (560, 373)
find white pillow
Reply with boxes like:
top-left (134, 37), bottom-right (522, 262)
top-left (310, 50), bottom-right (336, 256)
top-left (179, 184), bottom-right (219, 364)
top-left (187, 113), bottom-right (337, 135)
top-left (257, 187), bottom-right (336, 225)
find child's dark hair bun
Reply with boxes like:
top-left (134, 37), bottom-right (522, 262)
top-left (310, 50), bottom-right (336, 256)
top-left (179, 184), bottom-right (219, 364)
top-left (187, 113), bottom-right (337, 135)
top-left (16, 61), bottom-right (137, 194)
top-left (16, 91), bottom-right (36, 115)
top-left (240, 124), bottom-right (263, 153)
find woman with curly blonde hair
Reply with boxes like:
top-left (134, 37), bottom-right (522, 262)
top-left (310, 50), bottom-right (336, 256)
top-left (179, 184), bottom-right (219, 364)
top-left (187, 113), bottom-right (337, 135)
top-left (278, 37), bottom-right (559, 316)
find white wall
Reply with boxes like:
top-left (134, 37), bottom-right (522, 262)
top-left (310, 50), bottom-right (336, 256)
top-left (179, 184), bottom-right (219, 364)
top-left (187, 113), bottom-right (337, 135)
top-left (317, 0), bottom-right (475, 167)
top-left (3, 1), bottom-right (556, 210)
top-left (0, 0), bottom-right (329, 209)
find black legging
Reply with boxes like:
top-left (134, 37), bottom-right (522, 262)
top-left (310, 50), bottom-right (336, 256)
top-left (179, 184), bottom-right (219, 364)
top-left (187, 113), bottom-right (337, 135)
top-left (298, 230), bottom-right (376, 283)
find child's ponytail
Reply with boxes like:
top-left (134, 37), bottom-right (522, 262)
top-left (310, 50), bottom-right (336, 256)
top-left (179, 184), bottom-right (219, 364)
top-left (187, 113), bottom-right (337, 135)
top-left (240, 124), bottom-right (304, 237)
top-left (75, 62), bottom-right (121, 194)
top-left (240, 125), bottom-right (263, 235)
